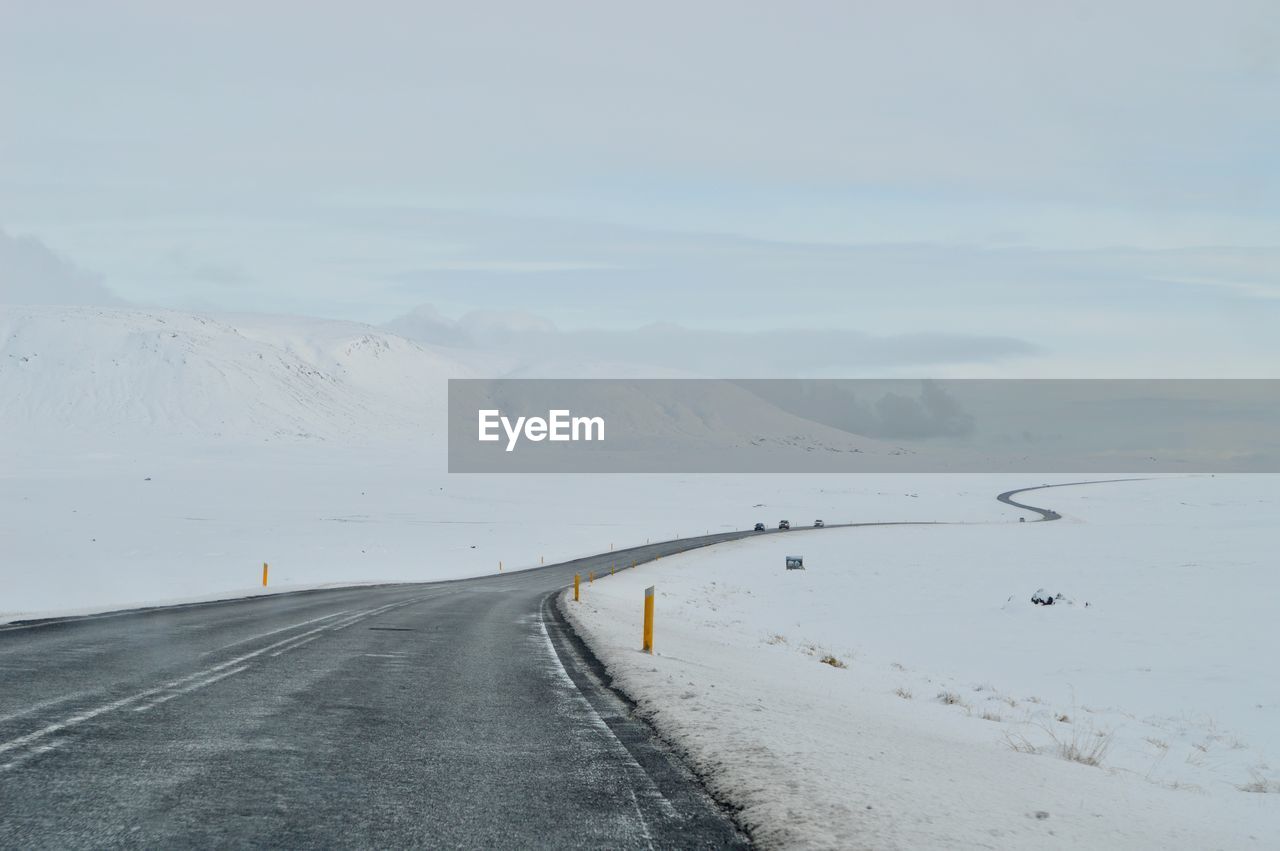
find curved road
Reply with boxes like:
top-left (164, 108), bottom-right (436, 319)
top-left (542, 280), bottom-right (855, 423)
top-left (0, 534), bottom-right (761, 849)
top-left (0, 482), bottom-right (1123, 848)
top-left (997, 478), bottom-right (1147, 521)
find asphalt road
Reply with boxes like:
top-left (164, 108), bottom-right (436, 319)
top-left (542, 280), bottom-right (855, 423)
top-left (0, 532), bottom-right (779, 849)
top-left (0, 483), bottom-right (1098, 848)
top-left (997, 478), bottom-right (1147, 521)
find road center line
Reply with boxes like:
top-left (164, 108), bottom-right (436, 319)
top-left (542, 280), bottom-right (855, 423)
top-left (269, 634), bottom-right (323, 657)
top-left (132, 666), bottom-right (250, 713)
top-left (0, 594), bottom-right (439, 759)
top-left (0, 738), bottom-right (69, 773)
top-left (0, 617), bottom-right (362, 757)
top-left (327, 597), bottom-right (427, 631)
top-left (325, 608), bottom-right (379, 631)
top-left (200, 609), bottom-right (353, 655)
top-left (0, 692), bottom-right (94, 727)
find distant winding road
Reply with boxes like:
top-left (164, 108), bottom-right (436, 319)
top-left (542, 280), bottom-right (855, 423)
top-left (0, 481), bottom-right (1130, 848)
top-left (997, 478), bottom-right (1147, 521)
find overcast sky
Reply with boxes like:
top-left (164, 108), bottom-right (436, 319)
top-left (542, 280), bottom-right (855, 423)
top-left (2, 1), bottom-right (1277, 375)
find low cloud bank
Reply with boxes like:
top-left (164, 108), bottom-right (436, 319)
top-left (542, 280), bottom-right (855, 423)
top-left (386, 304), bottom-right (1037, 376)
top-left (0, 230), bottom-right (124, 306)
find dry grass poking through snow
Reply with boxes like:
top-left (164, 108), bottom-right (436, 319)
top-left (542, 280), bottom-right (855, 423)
top-left (1001, 719), bottom-right (1117, 770)
top-left (1238, 773), bottom-right (1280, 793)
top-left (1006, 721), bottom-right (1116, 768)
top-left (1055, 727), bottom-right (1115, 767)
top-left (1004, 731), bottom-right (1039, 755)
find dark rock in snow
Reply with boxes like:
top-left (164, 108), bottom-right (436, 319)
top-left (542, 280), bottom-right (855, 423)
top-left (1031, 588), bottom-right (1064, 606)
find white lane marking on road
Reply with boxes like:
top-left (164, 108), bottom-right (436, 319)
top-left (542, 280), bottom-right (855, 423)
top-left (200, 610), bottom-right (353, 655)
top-left (537, 605), bottom-right (666, 847)
top-left (0, 738), bottom-right (68, 773)
top-left (0, 688), bottom-right (169, 758)
top-left (0, 609), bottom-right (348, 660)
top-left (628, 786), bottom-right (657, 850)
top-left (0, 617), bottom-right (352, 757)
top-left (132, 666), bottom-right (250, 712)
top-left (327, 597), bottom-right (429, 631)
top-left (326, 608), bottom-right (379, 631)
top-left (269, 634), bottom-right (322, 657)
top-left (0, 692), bottom-right (94, 727)
top-left (0, 593), bottom-right (437, 764)
top-left (537, 614), bottom-right (579, 689)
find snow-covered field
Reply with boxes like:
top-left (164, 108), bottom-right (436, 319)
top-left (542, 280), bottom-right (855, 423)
top-left (564, 475), bottom-right (1280, 849)
top-left (1, 439), bottom-right (1021, 621)
top-left (2, 304), bottom-right (1014, 620)
top-left (6, 304), bottom-right (1277, 847)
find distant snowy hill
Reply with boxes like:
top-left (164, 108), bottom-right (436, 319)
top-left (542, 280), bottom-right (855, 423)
top-left (0, 305), bottom-right (471, 444)
top-left (0, 305), bottom-right (917, 463)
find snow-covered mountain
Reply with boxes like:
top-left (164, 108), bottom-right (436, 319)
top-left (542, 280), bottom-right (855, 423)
top-left (0, 305), bottom-right (915, 465)
top-left (0, 305), bottom-right (471, 445)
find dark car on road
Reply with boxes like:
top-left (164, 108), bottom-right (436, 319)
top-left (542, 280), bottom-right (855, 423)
top-left (814, 519), bottom-right (824, 528)
top-left (779, 520), bottom-right (791, 530)
top-left (753, 522), bottom-right (766, 531)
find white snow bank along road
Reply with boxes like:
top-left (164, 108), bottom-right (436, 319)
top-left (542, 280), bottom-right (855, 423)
top-left (0, 445), bottom-right (1025, 621)
top-left (1, 304), bottom-right (1030, 622)
top-left (564, 476), bottom-right (1279, 850)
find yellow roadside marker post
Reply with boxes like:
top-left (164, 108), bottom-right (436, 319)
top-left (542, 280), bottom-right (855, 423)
top-left (262, 563), bottom-right (268, 587)
top-left (574, 574), bottom-right (580, 602)
top-left (499, 560), bottom-right (503, 572)
top-left (589, 571), bottom-right (594, 584)
top-left (642, 586), bottom-right (655, 653)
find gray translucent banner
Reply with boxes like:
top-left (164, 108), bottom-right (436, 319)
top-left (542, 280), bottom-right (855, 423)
top-left (448, 379), bottom-right (1280, 473)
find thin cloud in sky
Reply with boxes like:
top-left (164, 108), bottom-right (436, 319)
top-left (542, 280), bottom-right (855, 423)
top-left (1152, 276), bottom-right (1280, 301)
top-left (3, 1), bottom-right (1276, 241)
top-left (0, 1), bottom-right (1275, 377)
top-left (385, 304), bottom-right (1039, 376)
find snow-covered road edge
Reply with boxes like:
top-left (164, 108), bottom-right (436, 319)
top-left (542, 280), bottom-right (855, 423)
top-left (558, 522), bottom-right (1275, 850)
top-left (552, 583), bottom-right (768, 844)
